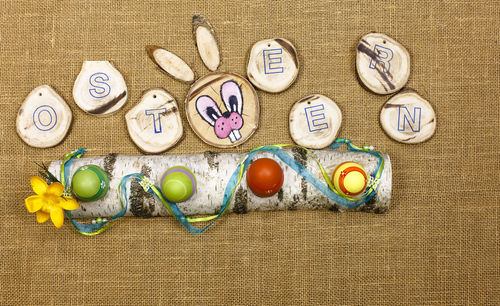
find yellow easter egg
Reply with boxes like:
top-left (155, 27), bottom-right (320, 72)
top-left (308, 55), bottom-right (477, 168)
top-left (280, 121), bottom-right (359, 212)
top-left (332, 162), bottom-right (367, 197)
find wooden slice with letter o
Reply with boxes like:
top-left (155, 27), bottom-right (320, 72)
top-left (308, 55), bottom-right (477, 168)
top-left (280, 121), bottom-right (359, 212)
top-left (185, 72), bottom-right (260, 148)
top-left (356, 33), bottom-right (410, 95)
top-left (16, 85), bottom-right (72, 148)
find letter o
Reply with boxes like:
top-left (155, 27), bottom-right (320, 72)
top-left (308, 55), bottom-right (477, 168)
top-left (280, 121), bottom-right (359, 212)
top-left (33, 105), bottom-right (57, 131)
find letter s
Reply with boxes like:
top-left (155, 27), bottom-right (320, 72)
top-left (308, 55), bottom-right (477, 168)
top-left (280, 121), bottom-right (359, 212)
top-left (89, 72), bottom-right (111, 98)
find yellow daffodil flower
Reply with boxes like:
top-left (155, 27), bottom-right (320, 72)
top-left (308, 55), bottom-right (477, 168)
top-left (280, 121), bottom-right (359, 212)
top-left (25, 176), bottom-right (79, 228)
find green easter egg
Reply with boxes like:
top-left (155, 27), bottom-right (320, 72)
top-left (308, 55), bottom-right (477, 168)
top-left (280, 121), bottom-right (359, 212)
top-left (71, 165), bottom-right (109, 201)
top-left (161, 166), bottom-right (196, 203)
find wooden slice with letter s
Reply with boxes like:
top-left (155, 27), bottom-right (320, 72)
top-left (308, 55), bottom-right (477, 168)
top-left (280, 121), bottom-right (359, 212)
top-left (73, 61), bottom-right (128, 116)
top-left (185, 72), bottom-right (260, 148)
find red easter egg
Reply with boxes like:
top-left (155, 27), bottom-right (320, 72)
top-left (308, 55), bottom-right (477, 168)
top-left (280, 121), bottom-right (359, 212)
top-left (246, 158), bottom-right (284, 197)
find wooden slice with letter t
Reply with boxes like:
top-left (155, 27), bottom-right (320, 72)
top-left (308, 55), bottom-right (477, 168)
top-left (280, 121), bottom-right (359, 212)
top-left (380, 91), bottom-right (436, 144)
top-left (356, 33), bottom-right (410, 95)
top-left (185, 72), bottom-right (260, 148)
top-left (125, 88), bottom-right (183, 153)
top-left (16, 85), bottom-right (72, 148)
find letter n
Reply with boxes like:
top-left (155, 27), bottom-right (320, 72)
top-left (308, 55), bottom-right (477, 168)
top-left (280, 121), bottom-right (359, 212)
top-left (398, 106), bottom-right (421, 132)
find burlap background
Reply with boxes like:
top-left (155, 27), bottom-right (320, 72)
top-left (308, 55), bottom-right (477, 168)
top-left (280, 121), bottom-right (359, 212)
top-left (0, 1), bottom-right (498, 305)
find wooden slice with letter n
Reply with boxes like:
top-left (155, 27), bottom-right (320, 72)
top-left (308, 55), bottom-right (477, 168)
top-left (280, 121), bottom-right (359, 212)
top-left (185, 72), bottom-right (260, 148)
top-left (380, 91), bottom-right (436, 144)
top-left (356, 33), bottom-right (410, 95)
top-left (125, 88), bottom-right (183, 153)
top-left (16, 85), bottom-right (72, 148)
top-left (289, 94), bottom-right (342, 149)
top-left (73, 61), bottom-right (128, 116)
top-left (247, 38), bottom-right (299, 93)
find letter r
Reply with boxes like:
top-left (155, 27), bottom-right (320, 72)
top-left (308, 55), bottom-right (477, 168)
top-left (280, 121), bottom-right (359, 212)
top-left (369, 44), bottom-right (394, 74)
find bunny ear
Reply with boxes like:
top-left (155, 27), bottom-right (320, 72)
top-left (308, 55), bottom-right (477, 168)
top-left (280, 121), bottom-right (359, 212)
top-left (220, 81), bottom-right (243, 115)
top-left (196, 95), bottom-right (222, 126)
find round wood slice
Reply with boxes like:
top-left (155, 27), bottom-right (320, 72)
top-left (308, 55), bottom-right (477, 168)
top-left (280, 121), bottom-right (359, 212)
top-left (185, 72), bottom-right (260, 148)
top-left (356, 33), bottom-right (410, 95)
top-left (289, 94), bottom-right (342, 149)
top-left (247, 38), bottom-right (299, 93)
top-left (192, 14), bottom-right (220, 72)
top-left (125, 88), bottom-right (183, 153)
top-left (73, 61), bottom-right (128, 116)
top-left (380, 91), bottom-right (436, 144)
top-left (16, 85), bottom-right (72, 148)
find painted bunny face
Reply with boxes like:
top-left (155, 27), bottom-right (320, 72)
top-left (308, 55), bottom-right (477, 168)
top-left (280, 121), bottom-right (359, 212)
top-left (196, 81), bottom-right (244, 143)
top-left (185, 72), bottom-right (260, 148)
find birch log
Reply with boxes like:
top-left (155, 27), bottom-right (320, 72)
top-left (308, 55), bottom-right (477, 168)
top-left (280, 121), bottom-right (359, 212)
top-left (48, 148), bottom-right (392, 218)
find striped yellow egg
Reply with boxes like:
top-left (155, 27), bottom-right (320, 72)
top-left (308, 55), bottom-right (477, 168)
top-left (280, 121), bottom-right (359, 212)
top-left (332, 162), bottom-right (367, 197)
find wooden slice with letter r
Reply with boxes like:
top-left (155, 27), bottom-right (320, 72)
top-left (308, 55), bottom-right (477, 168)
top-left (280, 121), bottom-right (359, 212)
top-left (356, 33), bottom-right (410, 95)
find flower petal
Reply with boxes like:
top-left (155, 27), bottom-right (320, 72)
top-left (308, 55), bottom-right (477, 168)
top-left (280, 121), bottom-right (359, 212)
top-left (30, 176), bottom-right (48, 195)
top-left (50, 208), bottom-right (64, 228)
top-left (25, 195), bottom-right (43, 213)
top-left (36, 211), bottom-right (50, 223)
top-left (59, 197), bottom-right (79, 211)
top-left (47, 182), bottom-right (64, 196)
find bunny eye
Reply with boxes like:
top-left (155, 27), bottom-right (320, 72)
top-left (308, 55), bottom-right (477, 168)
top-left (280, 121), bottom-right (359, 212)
top-left (220, 81), bottom-right (243, 114)
top-left (196, 95), bottom-right (222, 126)
top-left (207, 107), bottom-right (220, 121)
top-left (228, 96), bottom-right (238, 112)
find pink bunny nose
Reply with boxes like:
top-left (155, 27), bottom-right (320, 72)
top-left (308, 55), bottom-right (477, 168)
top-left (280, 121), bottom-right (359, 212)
top-left (214, 113), bottom-right (243, 140)
top-left (228, 112), bottom-right (243, 130)
top-left (214, 117), bottom-right (232, 139)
